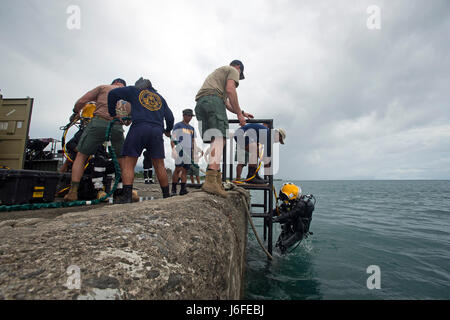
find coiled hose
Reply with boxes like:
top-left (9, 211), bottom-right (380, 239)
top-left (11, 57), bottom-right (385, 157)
top-left (0, 118), bottom-right (129, 212)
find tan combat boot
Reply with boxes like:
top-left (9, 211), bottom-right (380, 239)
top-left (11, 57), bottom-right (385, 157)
top-left (217, 171), bottom-right (226, 191)
top-left (202, 170), bottom-right (228, 198)
top-left (64, 184), bottom-right (79, 202)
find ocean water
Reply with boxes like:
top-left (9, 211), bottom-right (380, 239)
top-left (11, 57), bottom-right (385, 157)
top-left (244, 180), bottom-right (450, 300)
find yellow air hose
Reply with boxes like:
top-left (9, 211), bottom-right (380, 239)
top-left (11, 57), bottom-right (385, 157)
top-left (232, 143), bottom-right (265, 184)
top-left (62, 119), bottom-right (91, 169)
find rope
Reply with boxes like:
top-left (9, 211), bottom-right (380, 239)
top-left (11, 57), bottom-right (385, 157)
top-left (0, 117), bottom-right (130, 212)
top-left (231, 184), bottom-right (273, 260)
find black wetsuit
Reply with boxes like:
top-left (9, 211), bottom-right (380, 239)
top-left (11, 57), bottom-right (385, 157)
top-left (274, 196), bottom-right (315, 253)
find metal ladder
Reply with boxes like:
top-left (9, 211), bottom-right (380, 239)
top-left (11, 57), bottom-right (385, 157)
top-left (223, 119), bottom-right (275, 256)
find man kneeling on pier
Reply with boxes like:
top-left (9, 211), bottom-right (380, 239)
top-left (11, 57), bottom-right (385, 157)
top-left (108, 77), bottom-right (174, 203)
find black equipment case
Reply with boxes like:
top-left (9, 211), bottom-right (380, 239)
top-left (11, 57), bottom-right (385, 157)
top-left (0, 169), bottom-right (62, 205)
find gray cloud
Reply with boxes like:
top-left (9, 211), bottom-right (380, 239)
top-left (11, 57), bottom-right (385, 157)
top-left (1, 0), bottom-right (449, 179)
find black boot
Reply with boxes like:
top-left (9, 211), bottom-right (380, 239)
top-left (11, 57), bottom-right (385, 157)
top-left (114, 185), bottom-right (133, 204)
top-left (246, 166), bottom-right (266, 184)
top-left (161, 186), bottom-right (171, 199)
top-left (171, 182), bottom-right (178, 196)
top-left (179, 183), bottom-right (188, 196)
top-left (144, 169), bottom-right (150, 184)
top-left (148, 169), bottom-right (154, 184)
top-left (114, 179), bottom-right (123, 197)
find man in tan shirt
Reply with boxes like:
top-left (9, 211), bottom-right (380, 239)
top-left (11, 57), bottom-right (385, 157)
top-left (194, 60), bottom-right (253, 197)
top-left (64, 78), bottom-right (130, 202)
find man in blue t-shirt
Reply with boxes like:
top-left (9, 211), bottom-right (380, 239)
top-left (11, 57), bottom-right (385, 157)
top-left (171, 109), bottom-right (199, 196)
top-left (234, 123), bottom-right (286, 184)
top-left (108, 77), bottom-right (174, 202)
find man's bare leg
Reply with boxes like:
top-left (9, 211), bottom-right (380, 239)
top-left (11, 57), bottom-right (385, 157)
top-left (172, 166), bottom-right (182, 195)
top-left (121, 156), bottom-right (138, 185)
top-left (113, 156), bottom-right (136, 204)
top-left (153, 158), bottom-right (170, 198)
top-left (236, 164), bottom-right (244, 180)
top-left (64, 152), bottom-right (89, 201)
top-left (208, 137), bottom-right (225, 171)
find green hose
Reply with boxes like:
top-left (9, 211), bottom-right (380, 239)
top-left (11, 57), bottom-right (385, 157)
top-left (0, 118), bottom-right (130, 212)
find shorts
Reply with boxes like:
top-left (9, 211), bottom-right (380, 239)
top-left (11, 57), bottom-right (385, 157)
top-left (122, 124), bottom-right (165, 158)
top-left (187, 164), bottom-right (200, 176)
top-left (175, 163), bottom-right (191, 171)
top-left (195, 95), bottom-right (228, 143)
top-left (77, 117), bottom-right (124, 156)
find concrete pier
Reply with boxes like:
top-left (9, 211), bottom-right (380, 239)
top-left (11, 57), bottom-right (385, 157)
top-left (0, 184), bottom-right (249, 300)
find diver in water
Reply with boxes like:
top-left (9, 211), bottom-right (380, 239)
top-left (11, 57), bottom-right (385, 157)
top-left (274, 183), bottom-right (315, 254)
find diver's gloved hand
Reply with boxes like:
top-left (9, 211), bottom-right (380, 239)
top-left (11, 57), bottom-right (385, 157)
top-left (273, 216), bottom-right (282, 223)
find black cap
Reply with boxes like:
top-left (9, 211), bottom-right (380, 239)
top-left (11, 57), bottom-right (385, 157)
top-left (230, 60), bottom-right (245, 80)
top-left (111, 78), bottom-right (126, 86)
top-left (183, 109), bottom-right (195, 116)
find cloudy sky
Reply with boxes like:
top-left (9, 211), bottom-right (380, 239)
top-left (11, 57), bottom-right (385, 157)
top-left (1, 0), bottom-right (449, 180)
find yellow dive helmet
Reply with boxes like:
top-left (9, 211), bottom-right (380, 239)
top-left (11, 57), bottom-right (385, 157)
top-left (279, 183), bottom-right (301, 202)
top-left (81, 102), bottom-right (96, 119)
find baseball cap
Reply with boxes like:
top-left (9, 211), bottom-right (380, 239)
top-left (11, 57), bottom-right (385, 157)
top-left (277, 128), bottom-right (286, 144)
top-left (111, 78), bottom-right (127, 86)
top-left (183, 109), bottom-right (195, 116)
top-left (230, 60), bottom-right (245, 80)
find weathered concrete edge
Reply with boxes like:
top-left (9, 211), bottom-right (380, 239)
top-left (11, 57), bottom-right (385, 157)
top-left (0, 189), bottom-right (249, 300)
